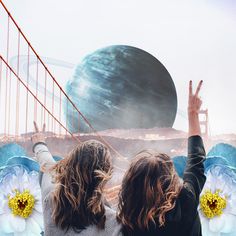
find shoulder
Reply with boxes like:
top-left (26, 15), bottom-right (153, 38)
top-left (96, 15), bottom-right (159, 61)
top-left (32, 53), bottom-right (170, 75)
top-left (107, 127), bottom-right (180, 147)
top-left (42, 190), bottom-right (54, 215)
top-left (104, 206), bottom-right (122, 235)
top-left (42, 200), bottom-right (122, 236)
top-left (179, 185), bottom-right (197, 203)
top-left (164, 186), bottom-right (199, 226)
top-left (178, 185), bottom-right (199, 215)
top-left (104, 206), bottom-right (119, 225)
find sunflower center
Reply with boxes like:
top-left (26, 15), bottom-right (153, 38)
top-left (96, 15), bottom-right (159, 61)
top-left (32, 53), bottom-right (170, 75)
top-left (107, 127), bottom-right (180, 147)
top-left (8, 189), bottom-right (35, 218)
top-left (200, 190), bottom-right (227, 218)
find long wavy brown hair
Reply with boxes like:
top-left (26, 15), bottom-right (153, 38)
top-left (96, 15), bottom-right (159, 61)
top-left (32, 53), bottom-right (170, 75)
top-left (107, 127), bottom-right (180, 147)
top-left (117, 150), bottom-right (182, 234)
top-left (50, 139), bottom-right (112, 232)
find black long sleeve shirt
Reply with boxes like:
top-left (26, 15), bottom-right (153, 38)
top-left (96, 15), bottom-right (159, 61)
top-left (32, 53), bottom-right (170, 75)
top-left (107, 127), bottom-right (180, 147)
top-left (123, 135), bottom-right (206, 236)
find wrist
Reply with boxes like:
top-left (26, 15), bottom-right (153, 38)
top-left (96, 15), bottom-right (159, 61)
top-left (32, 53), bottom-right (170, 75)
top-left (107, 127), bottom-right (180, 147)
top-left (32, 142), bottom-right (47, 153)
top-left (188, 109), bottom-right (199, 115)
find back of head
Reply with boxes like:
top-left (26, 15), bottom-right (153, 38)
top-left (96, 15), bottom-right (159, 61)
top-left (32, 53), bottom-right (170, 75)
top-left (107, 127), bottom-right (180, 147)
top-left (51, 139), bottom-right (112, 232)
top-left (117, 150), bottom-right (182, 234)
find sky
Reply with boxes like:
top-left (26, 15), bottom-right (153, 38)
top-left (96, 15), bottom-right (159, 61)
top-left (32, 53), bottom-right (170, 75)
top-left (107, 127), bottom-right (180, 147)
top-left (1, 0), bottom-right (236, 135)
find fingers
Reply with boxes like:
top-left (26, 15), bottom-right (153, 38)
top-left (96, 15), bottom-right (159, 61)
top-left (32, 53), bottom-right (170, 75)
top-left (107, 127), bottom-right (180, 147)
top-left (189, 80), bottom-right (193, 97)
top-left (33, 121), bottom-right (46, 132)
top-left (42, 123), bottom-right (46, 132)
top-left (33, 121), bottom-right (39, 132)
top-left (195, 80), bottom-right (203, 97)
top-left (196, 97), bottom-right (202, 108)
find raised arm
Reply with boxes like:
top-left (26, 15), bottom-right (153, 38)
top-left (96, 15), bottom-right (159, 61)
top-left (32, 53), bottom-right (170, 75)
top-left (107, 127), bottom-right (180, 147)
top-left (183, 81), bottom-right (206, 201)
top-left (31, 122), bottom-right (56, 170)
top-left (31, 122), bottom-right (56, 199)
top-left (188, 80), bottom-right (202, 137)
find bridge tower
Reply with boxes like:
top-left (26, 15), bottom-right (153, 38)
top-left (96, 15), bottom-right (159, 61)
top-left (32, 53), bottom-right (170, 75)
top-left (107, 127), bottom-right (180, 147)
top-left (199, 109), bottom-right (209, 140)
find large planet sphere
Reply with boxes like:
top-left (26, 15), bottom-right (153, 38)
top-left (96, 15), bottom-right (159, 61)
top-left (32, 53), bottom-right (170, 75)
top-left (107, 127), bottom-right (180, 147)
top-left (65, 45), bottom-right (177, 132)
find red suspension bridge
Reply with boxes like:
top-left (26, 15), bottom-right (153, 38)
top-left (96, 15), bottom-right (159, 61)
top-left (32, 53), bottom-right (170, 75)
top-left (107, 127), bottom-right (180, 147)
top-left (0, 1), bottom-right (128, 163)
top-left (0, 1), bottom-right (127, 203)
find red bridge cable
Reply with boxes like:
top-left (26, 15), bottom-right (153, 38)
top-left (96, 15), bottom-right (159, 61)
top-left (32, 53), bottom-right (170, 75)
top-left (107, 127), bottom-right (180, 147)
top-left (7, 71), bottom-right (11, 136)
top-left (4, 14), bottom-right (10, 136)
top-left (25, 45), bottom-right (30, 135)
top-left (34, 58), bottom-right (39, 123)
top-left (0, 56), bottom-right (80, 143)
top-left (0, 59), bottom-right (2, 123)
top-left (52, 81), bottom-right (55, 133)
top-left (59, 90), bottom-right (62, 135)
top-left (15, 31), bottom-right (20, 137)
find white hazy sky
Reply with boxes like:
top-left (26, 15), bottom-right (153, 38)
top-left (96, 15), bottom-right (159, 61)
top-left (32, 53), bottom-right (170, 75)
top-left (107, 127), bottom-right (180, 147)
top-left (2, 0), bottom-right (236, 135)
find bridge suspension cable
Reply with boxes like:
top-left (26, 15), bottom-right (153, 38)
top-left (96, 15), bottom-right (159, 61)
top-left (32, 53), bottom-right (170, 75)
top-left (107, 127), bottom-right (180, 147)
top-left (0, 1), bottom-right (128, 167)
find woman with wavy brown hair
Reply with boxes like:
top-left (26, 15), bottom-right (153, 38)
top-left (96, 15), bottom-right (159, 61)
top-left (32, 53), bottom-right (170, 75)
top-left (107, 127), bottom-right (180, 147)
top-left (117, 81), bottom-right (206, 236)
top-left (31, 130), bottom-right (121, 236)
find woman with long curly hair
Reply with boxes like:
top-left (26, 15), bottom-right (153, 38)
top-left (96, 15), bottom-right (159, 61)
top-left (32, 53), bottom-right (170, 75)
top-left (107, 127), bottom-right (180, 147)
top-left (31, 130), bottom-right (121, 235)
top-left (117, 81), bottom-right (206, 236)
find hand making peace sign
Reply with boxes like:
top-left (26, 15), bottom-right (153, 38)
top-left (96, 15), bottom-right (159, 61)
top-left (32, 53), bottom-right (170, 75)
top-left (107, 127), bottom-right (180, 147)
top-left (188, 80), bottom-right (203, 115)
top-left (31, 121), bottom-right (46, 145)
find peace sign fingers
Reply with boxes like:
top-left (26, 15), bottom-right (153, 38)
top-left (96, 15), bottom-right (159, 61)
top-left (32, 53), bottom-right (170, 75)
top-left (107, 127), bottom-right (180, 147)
top-left (32, 122), bottom-right (46, 145)
top-left (33, 121), bottom-right (46, 133)
top-left (42, 123), bottom-right (46, 133)
top-left (188, 80), bottom-right (203, 114)
top-left (33, 121), bottom-right (39, 133)
top-left (189, 80), bottom-right (193, 98)
top-left (189, 80), bottom-right (203, 98)
top-left (194, 80), bottom-right (203, 97)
